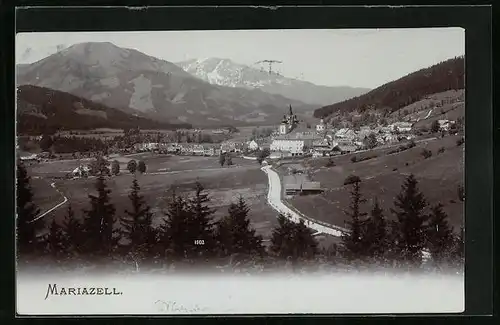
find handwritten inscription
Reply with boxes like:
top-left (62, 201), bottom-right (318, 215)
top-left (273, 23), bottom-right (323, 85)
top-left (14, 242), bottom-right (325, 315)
top-left (155, 300), bottom-right (205, 313)
top-left (44, 283), bottom-right (123, 300)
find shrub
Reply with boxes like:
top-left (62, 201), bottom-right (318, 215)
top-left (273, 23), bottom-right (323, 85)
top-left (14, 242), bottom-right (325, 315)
top-left (137, 160), bottom-right (146, 173)
top-left (325, 158), bottom-right (335, 167)
top-left (437, 147), bottom-right (445, 154)
top-left (456, 137), bottom-right (465, 146)
top-left (392, 168), bottom-right (398, 171)
top-left (407, 139), bottom-right (416, 148)
top-left (350, 156), bottom-right (358, 163)
top-left (127, 159), bottom-right (137, 174)
top-left (344, 174), bottom-right (361, 185)
top-left (421, 149), bottom-right (432, 159)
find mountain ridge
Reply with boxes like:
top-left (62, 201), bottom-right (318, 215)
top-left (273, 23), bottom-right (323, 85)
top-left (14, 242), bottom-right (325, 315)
top-left (17, 84), bottom-right (191, 135)
top-left (176, 57), bottom-right (370, 106)
top-left (17, 42), bottom-right (316, 127)
top-left (314, 56), bottom-right (465, 119)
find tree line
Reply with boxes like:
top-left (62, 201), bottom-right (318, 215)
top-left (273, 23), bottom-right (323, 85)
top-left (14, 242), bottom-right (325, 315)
top-left (16, 161), bottom-right (463, 273)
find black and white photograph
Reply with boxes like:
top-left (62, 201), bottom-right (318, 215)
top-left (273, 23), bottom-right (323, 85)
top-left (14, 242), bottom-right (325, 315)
top-left (15, 26), bottom-right (466, 314)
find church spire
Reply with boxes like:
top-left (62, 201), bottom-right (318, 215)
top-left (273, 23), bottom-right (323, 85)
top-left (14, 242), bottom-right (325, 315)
top-left (289, 104), bottom-right (293, 116)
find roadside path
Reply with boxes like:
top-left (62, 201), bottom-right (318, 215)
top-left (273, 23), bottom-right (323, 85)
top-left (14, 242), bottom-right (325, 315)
top-left (29, 182), bottom-right (68, 224)
top-left (261, 165), bottom-right (347, 237)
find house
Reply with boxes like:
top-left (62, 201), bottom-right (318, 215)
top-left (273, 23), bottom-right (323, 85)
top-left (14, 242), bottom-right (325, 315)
top-left (390, 122), bottom-right (413, 133)
top-left (192, 144), bottom-right (205, 156)
top-left (335, 143), bottom-right (357, 153)
top-left (203, 145), bottom-right (216, 156)
top-left (72, 165), bottom-right (90, 178)
top-left (335, 128), bottom-right (357, 140)
top-left (247, 140), bottom-right (259, 151)
top-left (284, 174), bottom-right (323, 195)
top-left (220, 141), bottom-right (236, 153)
top-left (438, 119), bottom-right (455, 131)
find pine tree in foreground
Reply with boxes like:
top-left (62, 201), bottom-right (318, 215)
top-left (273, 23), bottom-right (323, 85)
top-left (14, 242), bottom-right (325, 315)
top-left (44, 219), bottom-right (66, 260)
top-left (426, 203), bottom-right (455, 268)
top-left (61, 204), bottom-right (84, 258)
top-left (216, 196), bottom-right (264, 258)
top-left (270, 214), bottom-right (318, 263)
top-left (120, 178), bottom-right (157, 262)
top-left (341, 179), bottom-right (368, 261)
top-left (158, 191), bottom-right (191, 261)
top-left (186, 182), bottom-right (217, 259)
top-left (365, 198), bottom-right (388, 262)
top-left (16, 161), bottom-right (43, 258)
top-left (82, 174), bottom-right (118, 258)
top-left (390, 174), bottom-right (429, 267)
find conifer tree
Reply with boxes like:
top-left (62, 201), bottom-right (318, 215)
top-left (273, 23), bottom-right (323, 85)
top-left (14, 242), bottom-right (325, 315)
top-left (45, 219), bottom-right (66, 259)
top-left (186, 182), bottom-right (217, 259)
top-left (219, 153), bottom-right (226, 167)
top-left (120, 178), bottom-right (157, 260)
top-left (452, 225), bottom-right (465, 269)
top-left (391, 174), bottom-right (429, 267)
top-left (365, 198), bottom-right (388, 260)
top-left (137, 160), bottom-right (147, 174)
top-left (426, 203), bottom-right (455, 267)
top-left (127, 159), bottom-right (137, 174)
top-left (216, 196), bottom-right (264, 257)
top-left (81, 174), bottom-right (118, 258)
top-left (16, 161), bottom-right (43, 257)
top-left (341, 179), bottom-right (368, 260)
top-left (158, 191), bottom-right (191, 260)
top-left (61, 204), bottom-right (84, 257)
top-left (270, 214), bottom-right (318, 262)
top-left (111, 160), bottom-right (120, 176)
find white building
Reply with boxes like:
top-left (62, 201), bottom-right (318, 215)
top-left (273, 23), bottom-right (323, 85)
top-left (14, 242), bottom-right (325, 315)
top-left (438, 119), bottom-right (455, 131)
top-left (390, 122), bottom-right (413, 133)
top-left (316, 119), bottom-right (326, 133)
top-left (247, 140), bottom-right (259, 151)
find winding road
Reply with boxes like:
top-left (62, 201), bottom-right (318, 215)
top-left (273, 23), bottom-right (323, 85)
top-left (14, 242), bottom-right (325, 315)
top-left (29, 181), bottom-right (68, 224)
top-left (261, 165), bottom-right (346, 237)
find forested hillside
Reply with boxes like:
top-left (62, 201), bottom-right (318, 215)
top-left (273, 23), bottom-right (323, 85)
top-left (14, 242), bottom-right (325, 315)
top-left (17, 85), bottom-right (191, 135)
top-left (314, 56), bottom-right (465, 118)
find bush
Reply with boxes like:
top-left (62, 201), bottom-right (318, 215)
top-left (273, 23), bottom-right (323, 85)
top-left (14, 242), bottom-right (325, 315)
top-left (421, 149), bottom-right (432, 159)
top-left (325, 158), bottom-right (336, 167)
top-left (350, 156), bottom-right (358, 163)
top-left (138, 160), bottom-right (146, 173)
top-left (456, 137), bottom-right (465, 146)
top-left (344, 174), bottom-right (361, 185)
top-left (437, 147), bottom-right (445, 154)
top-left (407, 139), bottom-right (416, 148)
top-left (127, 159), bottom-right (137, 174)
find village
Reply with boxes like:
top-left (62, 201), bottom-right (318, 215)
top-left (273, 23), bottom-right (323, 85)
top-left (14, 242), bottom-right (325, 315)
top-left (19, 103), bottom-right (459, 182)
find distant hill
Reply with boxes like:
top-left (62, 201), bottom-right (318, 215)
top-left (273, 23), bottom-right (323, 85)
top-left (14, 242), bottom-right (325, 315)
top-left (177, 58), bottom-right (370, 106)
top-left (16, 85), bottom-right (191, 135)
top-left (16, 42), bottom-right (316, 127)
top-left (314, 56), bottom-right (465, 119)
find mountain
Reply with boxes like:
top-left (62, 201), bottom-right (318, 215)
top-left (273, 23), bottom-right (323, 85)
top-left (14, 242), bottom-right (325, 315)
top-left (176, 58), bottom-right (370, 106)
top-left (16, 42), bottom-right (316, 127)
top-left (16, 85), bottom-right (191, 135)
top-left (314, 56), bottom-right (465, 119)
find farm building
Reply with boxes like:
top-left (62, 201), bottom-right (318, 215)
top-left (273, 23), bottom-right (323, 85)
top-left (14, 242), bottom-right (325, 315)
top-left (284, 174), bottom-right (323, 195)
top-left (389, 122), bottom-right (413, 133)
top-left (72, 165), bottom-right (90, 178)
top-left (246, 140), bottom-right (259, 151)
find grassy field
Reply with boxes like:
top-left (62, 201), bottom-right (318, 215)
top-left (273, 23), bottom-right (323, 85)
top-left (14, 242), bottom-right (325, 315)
top-left (27, 154), bottom-right (280, 240)
top-left (284, 135), bottom-right (465, 231)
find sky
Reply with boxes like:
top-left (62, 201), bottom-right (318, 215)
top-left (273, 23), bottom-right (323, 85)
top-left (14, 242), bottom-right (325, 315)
top-left (16, 28), bottom-right (464, 89)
